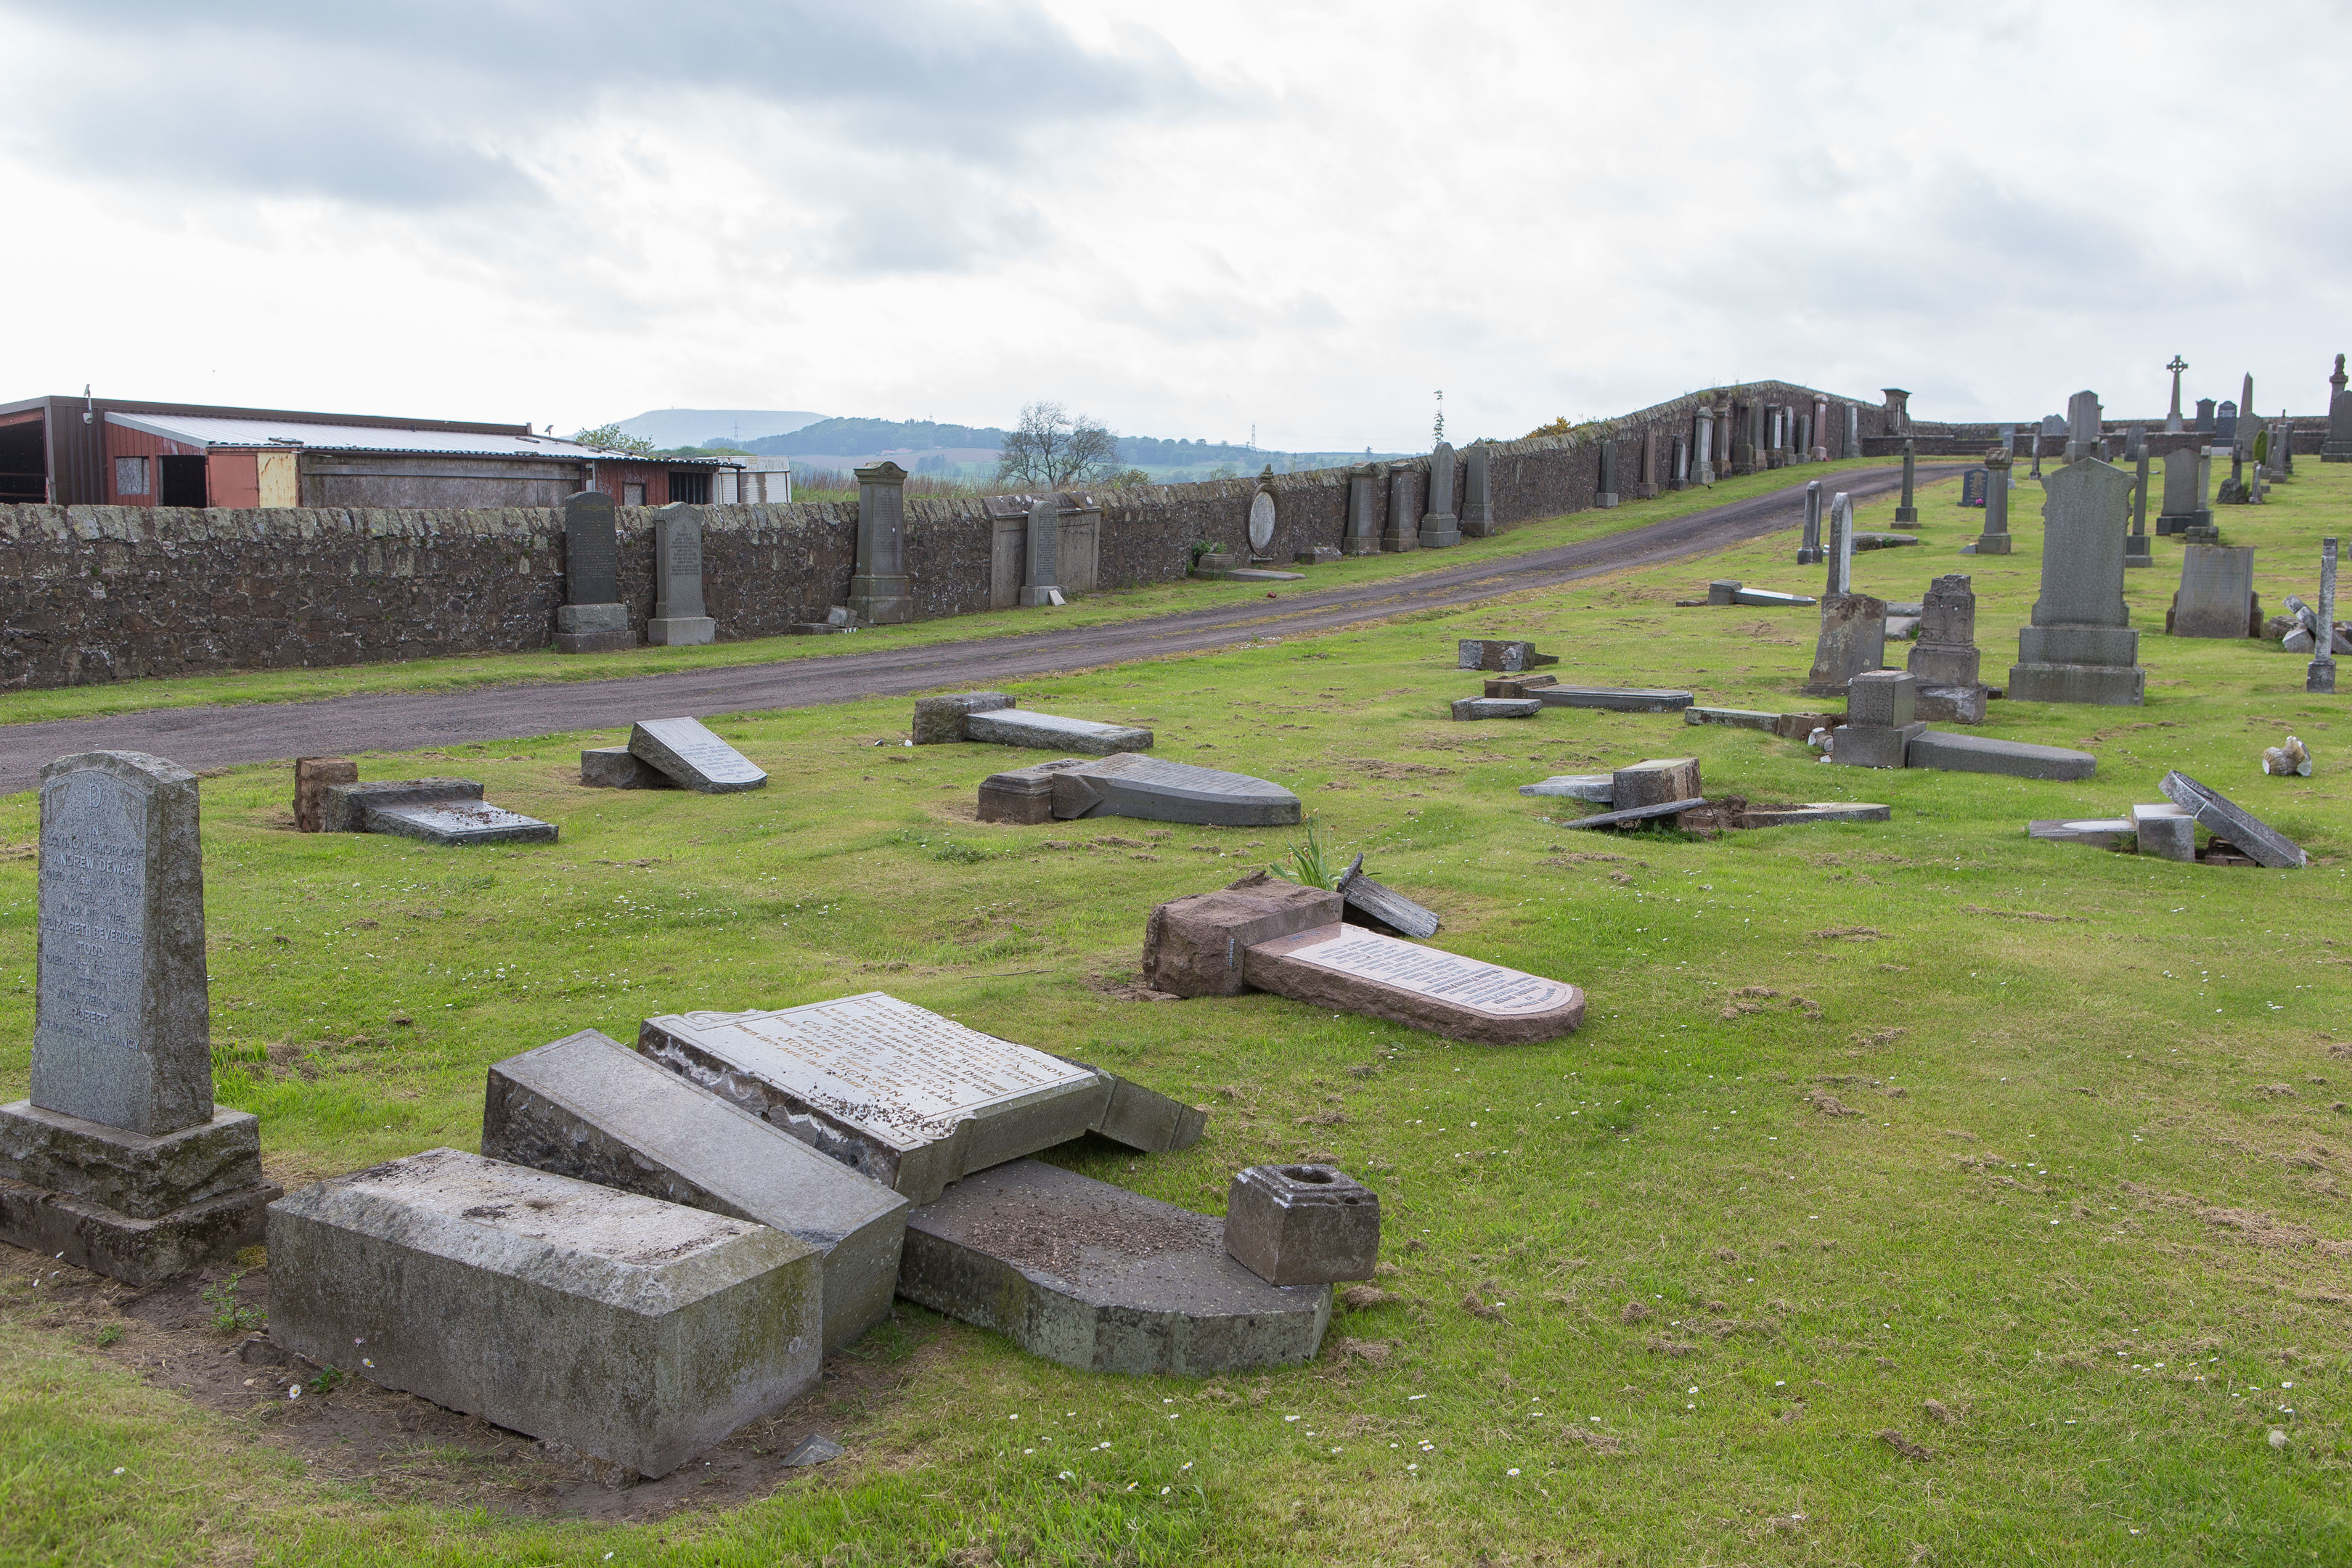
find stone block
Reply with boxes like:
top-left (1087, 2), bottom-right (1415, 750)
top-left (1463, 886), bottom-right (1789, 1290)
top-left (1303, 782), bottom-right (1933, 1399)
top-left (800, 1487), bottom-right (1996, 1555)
top-left (1829, 720), bottom-right (1927, 769)
top-left (912, 692), bottom-right (1016, 744)
top-left (1223, 1164), bottom-right (1379, 1286)
top-left (1483, 674), bottom-right (1558, 697)
top-left (1913, 685), bottom-right (1988, 724)
top-left (2131, 802), bottom-right (2196, 862)
top-left (1048, 754), bottom-right (1301, 826)
top-left (2016, 624), bottom-right (2141, 668)
top-left (579, 747), bottom-right (677, 789)
top-left (1907, 642), bottom-right (1982, 688)
top-left (369, 799), bottom-right (558, 846)
top-left (895, 1160), bottom-right (1329, 1376)
top-left (628, 717), bottom-right (768, 793)
top-left (481, 1029), bottom-right (910, 1355)
top-left (1731, 587), bottom-right (1816, 608)
top-left (964, 709), bottom-right (1154, 755)
top-left (1240, 923), bottom-right (1585, 1045)
top-left (1450, 697), bottom-right (1540, 720)
top-left (322, 778), bottom-right (482, 835)
top-left (976, 759), bottom-right (1093, 824)
top-left (293, 758), bottom-right (356, 833)
top-left (1845, 671), bottom-right (1917, 728)
top-left (1294, 546), bottom-right (1342, 565)
top-left (1517, 774), bottom-right (1614, 801)
top-left (1904, 730), bottom-right (2097, 780)
top-left (267, 1148), bottom-right (820, 1479)
top-left (2169, 545), bottom-right (2258, 638)
top-left (1707, 579), bottom-right (1741, 605)
top-left (645, 616), bottom-right (716, 647)
top-left (1532, 687), bottom-right (1695, 713)
top-left (555, 603), bottom-right (628, 633)
top-left (1063, 1064), bottom-right (1209, 1154)
top-left (2004, 661), bottom-right (2145, 706)
top-left (0, 1101), bottom-right (263, 1220)
top-left (2159, 770), bottom-right (2307, 868)
top-left (1772, 712), bottom-right (1842, 740)
top-left (1683, 707), bottom-right (1781, 730)
top-left (2028, 818), bottom-right (2133, 846)
top-left (637, 993), bottom-right (1113, 1205)
top-left (1612, 758), bottom-right (1700, 809)
top-left (1143, 882), bottom-right (1343, 998)
top-left (1456, 640), bottom-right (1556, 672)
top-left (0, 1172), bottom-right (277, 1287)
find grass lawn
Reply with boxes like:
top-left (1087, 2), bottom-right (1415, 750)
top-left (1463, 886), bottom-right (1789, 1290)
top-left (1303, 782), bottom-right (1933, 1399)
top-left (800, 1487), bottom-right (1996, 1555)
top-left (1, 456), bottom-right (2348, 1565)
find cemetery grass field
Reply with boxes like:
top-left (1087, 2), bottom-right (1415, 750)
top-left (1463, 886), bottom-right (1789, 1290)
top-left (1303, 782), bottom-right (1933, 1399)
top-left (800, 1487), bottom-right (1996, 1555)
top-left (0, 460), bottom-right (1895, 728)
top-left (1, 460), bottom-right (2349, 1566)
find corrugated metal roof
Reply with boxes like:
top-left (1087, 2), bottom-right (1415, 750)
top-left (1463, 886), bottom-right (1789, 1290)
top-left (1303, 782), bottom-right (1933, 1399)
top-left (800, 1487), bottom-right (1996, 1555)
top-left (102, 412), bottom-right (735, 465)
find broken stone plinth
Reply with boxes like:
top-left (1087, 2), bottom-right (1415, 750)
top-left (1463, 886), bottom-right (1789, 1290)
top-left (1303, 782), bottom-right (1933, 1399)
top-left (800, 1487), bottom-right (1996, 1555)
top-left (0, 751), bottom-right (278, 1284)
top-left (1559, 797), bottom-right (1706, 831)
top-left (1612, 758), bottom-right (1700, 809)
top-left (321, 779), bottom-right (558, 845)
top-left (976, 758), bottom-right (1093, 823)
top-left (554, 602), bottom-right (633, 656)
top-left (1683, 707), bottom-right (1781, 730)
top-left (1143, 880), bottom-right (1341, 997)
top-left (1803, 593), bottom-right (1889, 698)
top-left (1532, 687), bottom-right (1694, 713)
top-left (913, 692), bottom-right (1015, 745)
top-left (894, 1159), bottom-right (1330, 1376)
top-left (1457, 640), bottom-right (1558, 673)
top-left (2159, 770), bottom-right (2307, 868)
top-left (293, 757), bottom-right (357, 833)
top-left (579, 747), bottom-right (677, 789)
top-left (629, 718), bottom-right (767, 793)
top-left (1903, 730), bottom-right (2096, 780)
top-left (481, 1029), bottom-right (911, 1354)
top-left (1451, 697), bottom-right (1541, 721)
top-left (267, 1148), bottom-right (820, 1479)
top-left (1831, 671), bottom-right (1927, 769)
top-left (1484, 674), bottom-right (1558, 698)
top-left (637, 993), bottom-right (1196, 1204)
top-left (2131, 802), bottom-right (2196, 862)
top-left (2008, 457), bottom-right (2145, 706)
top-left (1050, 754), bottom-right (1300, 826)
top-left (1224, 1164), bottom-right (1379, 1286)
top-left (1907, 574), bottom-right (1988, 724)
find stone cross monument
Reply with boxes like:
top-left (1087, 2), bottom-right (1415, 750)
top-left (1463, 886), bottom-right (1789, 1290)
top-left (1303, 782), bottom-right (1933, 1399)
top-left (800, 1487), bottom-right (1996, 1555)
top-left (2164, 356), bottom-right (2188, 433)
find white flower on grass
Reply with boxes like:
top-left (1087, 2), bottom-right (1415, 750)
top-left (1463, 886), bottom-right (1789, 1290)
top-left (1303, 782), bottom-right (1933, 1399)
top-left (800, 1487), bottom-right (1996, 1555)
top-left (2269, 1431), bottom-right (2289, 1450)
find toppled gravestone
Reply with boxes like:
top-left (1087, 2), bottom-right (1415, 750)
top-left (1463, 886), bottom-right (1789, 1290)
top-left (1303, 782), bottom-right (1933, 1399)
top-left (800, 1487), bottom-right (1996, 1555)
top-left (895, 1159), bottom-right (1331, 1376)
top-left (1141, 880), bottom-right (1584, 1045)
top-left (1334, 854), bottom-right (1440, 938)
top-left (913, 693), bottom-right (1152, 755)
top-left (267, 1148), bottom-right (820, 1479)
top-left (321, 779), bottom-right (557, 845)
top-left (2160, 770), bottom-right (2308, 868)
top-left (621, 717), bottom-right (767, 793)
top-left (978, 754), bottom-right (1300, 827)
top-left (1532, 686), bottom-right (1695, 713)
top-left (637, 992), bottom-right (1203, 1205)
top-left (1903, 730), bottom-right (2097, 780)
top-left (1450, 697), bottom-right (1541, 720)
top-left (0, 751), bottom-right (280, 1284)
top-left (1458, 640), bottom-right (1559, 672)
top-left (481, 1029), bottom-right (911, 1353)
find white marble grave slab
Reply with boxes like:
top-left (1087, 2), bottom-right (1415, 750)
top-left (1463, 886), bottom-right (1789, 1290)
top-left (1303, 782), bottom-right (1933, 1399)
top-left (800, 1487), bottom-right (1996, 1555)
top-left (1281, 928), bottom-right (1576, 1018)
top-left (366, 800), bottom-right (558, 846)
top-left (629, 718), bottom-right (768, 793)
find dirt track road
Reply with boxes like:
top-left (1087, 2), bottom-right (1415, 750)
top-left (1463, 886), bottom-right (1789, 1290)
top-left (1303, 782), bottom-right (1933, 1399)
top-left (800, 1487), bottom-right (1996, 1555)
top-left (0, 465), bottom-right (1951, 791)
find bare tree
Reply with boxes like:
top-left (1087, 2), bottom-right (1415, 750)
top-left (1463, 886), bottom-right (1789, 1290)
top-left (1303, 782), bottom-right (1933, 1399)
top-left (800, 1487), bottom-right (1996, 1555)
top-left (995, 401), bottom-right (1119, 489)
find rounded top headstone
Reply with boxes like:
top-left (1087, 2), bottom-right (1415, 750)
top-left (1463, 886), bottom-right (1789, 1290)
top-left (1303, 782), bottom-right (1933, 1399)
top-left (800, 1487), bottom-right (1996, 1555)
top-left (1247, 492), bottom-right (1275, 552)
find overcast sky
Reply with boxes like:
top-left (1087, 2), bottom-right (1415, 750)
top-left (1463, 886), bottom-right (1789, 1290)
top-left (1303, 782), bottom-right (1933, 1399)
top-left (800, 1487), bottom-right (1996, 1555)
top-left (5, 1), bottom-right (2345, 451)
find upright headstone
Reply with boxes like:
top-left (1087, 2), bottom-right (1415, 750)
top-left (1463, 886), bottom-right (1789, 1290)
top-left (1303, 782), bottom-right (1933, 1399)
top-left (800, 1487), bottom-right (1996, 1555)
top-left (2167, 545), bottom-right (2257, 638)
top-left (2165, 354), bottom-right (2188, 433)
top-left (0, 752), bottom-right (279, 1283)
top-left (2194, 397), bottom-right (2216, 433)
top-left (1421, 443), bottom-right (1460, 546)
top-left (1792, 413), bottom-right (1811, 467)
top-left (2125, 447), bottom-right (2153, 567)
top-left (1635, 430), bottom-right (1660, 499)
top-left (1796, 480), bottom-right (1824, 565)
top-left (1842, 404), bottom-right (1860, 460)
top-left (1344, 464), bottom-right (1381, 553)
top-left (1802, 592), bottom-right (1888, 698)
top-left (2007, 457), bottom-right (2144, 706)
top-left (1594, 440), bottom-right (1620, 508)
top-left (1731, 401), bottom-right (1756, 475)
top-left (1908, 573), bottom-right (1988, 723)
top-left (847, 461), bottom-right (911, 625)
top-left (1972, 449), bottom-right (2013, 555)
top-left (2065, 390), bottom-right (2102, 463)
top-left (556, 490), bottom-right (632, 654)
top-left (1811, 394), bottom-right (1830, 460)
top-left (647, 502), bottom-right (716, 646)
top-left (1459, 444), bottom-right (1496, 536)
top-left (1667, 433), bottom-right (1689, 492)
top-left (2028, 430), bottom-right (2043, 478)
top-left (2125, 422), bottom-right (2147, 462)
top-left (1883, 388), bottom-right (1912, 434)
top-left (2156, 446), bottom-right (2210, 535)
top-left (2271, 418), bottom-right (2295, 478)
top-left (1824, 491), bottom-right (1855, 597)
top-left (2310, 537), bottom-right (2339, 694)
top-left (2325, 354), bottom-right (2352, 462)
top-left (1382, 464), bottom-right (1418, 552)
top-left (1693, 405), bottom-right (1717, 485)
top-left (2235, 374), bottom-right (2256, 457)
top-left (1960, 468), bottom-right (1987, 507)
top-left (1021, 495), bottom-right (1062, 606)
top-left (1249, 468), bottom-right (1278, 559)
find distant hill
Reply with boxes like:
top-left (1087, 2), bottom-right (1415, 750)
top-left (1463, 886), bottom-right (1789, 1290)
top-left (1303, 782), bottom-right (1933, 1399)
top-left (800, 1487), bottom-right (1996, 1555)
top-left (615, 409), bottom-right (826, 447)
top-left (732, 417), bottom-right (1384, 473)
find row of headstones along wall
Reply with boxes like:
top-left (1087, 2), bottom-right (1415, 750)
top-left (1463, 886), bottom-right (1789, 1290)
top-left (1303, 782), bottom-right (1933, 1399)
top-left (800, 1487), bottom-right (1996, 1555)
top-left (0, 379), bottom-right (1888, 690)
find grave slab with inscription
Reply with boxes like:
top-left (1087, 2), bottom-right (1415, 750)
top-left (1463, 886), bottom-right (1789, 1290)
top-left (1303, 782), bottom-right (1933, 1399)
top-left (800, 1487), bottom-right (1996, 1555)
top-left (0, 751), bottom-right (279, 1283)
top-left (556, 490), bottom-right (634, 654)
top-left (319, 777), bottom-right (556, 844)
top-left (638, 992), bottom-right (1192, 1204)
top-left (963, 707), bottom-right (1153, 756)
top-left (628, 717), bottom-right (769, 793)
top-left (647, 502), bottom-right (716, 647)
top-left (1045, 753), bottom-right (1301, 827)
top-left (1243, 924), bottom-right (1585, 1045)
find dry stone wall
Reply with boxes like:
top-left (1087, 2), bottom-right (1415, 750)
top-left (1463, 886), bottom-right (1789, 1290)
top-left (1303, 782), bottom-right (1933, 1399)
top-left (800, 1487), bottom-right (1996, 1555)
top-left (0, 379), bottom-right (1887, 690)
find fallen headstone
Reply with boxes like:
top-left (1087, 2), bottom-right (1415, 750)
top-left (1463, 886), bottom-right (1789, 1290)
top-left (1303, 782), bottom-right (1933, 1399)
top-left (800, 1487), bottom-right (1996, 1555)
top-left (2158, 771), bottom-right (2308, 868)
top-left (1733, 801), bottom-right (1891, 826)
top-left (1458, 640), bottom-right (1559, 672)
top-left (1517, 774), bottom-right (1615, 801)
top-left (1451, 697), bottom-right (1540, 721)
top-left (1852, 533), bottom-right (1922, 551)
top-left (0, 752), bottom-right (280, 1284)
top-left (1905, 731), bottom-right (2097, 780)
top-left (481, 1029), bottom-right (911, 1353)
top-left (1556, 797), bottom-right (1706, 830)
top-left (1683, 706), bottom-right (1781, 730)
top-left (1225, 1164), bottom-right (1379, 1286)
top-left (894, 1159), bottom-right (1330, 1376)
top-left (628, 717), bottom-right (767, 793)
top-left (579, 747), bottom-right (679, 789)
top-left (2131, 802), bottom-right (2195, 862)
top-left (1049, 754), bottom-right (1301, 826)
top-left (910, 694), bottom-right (1153, 755)
top-left (268, 1148), bottom-right (820, 1479)
top-left (913, 692), bottom-right (1013, 744)
top-left (1334, 855), bottom-right (1440, 939)
top-left (1484, 674), bottom-right (1559, 698)
top-left (293, 756), bottom-right (357, 833)
top-left (1533, 687), bottom-right (1695, 713)
top-left (1702, 581), bottom-right (1818, 608)
top-left (1613, 758), bottom-right (1701, 809)
top-left (2028, 818), bottom-right (2134, 846)
top-left (321, 779), bottom-right (558, 844)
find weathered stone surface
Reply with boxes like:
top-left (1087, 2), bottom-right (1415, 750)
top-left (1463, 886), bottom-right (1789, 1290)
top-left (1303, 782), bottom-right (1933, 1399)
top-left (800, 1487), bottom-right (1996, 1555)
top-left (1612, 758), bottom-right (1700, 810)
top-left (322, 778), bottom-right (482, 834)
top-left (1532, 687), bottom-right (1694, 713)
top-left (1517, 774), bottom-right (1615, 801)
top-left (637, 993), bottom-right (1112, 1205)
top-left (1460, 444), bottom-right (1495, 537)
top-left (1830, 720), bottom-right (1927, 769)
top-left (1069, 1067), bottom-right (1209, 1155)
top-left (554, 600), bottom-right (632, 656)
top-left (848, 462), bottom-right (912, 626)
top-left (1335, 857), bottom-right (1440, 939)
top-left (562, 491), bottom-right (619, 606)
top-left (2009, 457), bottom-right (2143, 706)
top-left (912, 692), bottom-right (1014, 744)
top-left (293, 757), bottom-right (356, 833)
top-left (1048, 754), bottom-right (1301, 827)
top-left (2131, 802), bottom-right (2196, 862)
top-left (2157, 446), bottom-right (2210, 534)
top-left (33, 752), bottom-right (212, 1137)
top-left (0, 1173), bottom-right (276, 1287)
top-left (1803, 594), bottom-right (1889, 697)
top-left (1557, 797), bottom-right (1705, 830)
top-left (1907, 573), bottom-right (1984, 701)
top-left (1457, 640), bottom-right (1555, 672)
top-left (1683, 706), bottom-right (1781, 730)
top-left (481, 1029), bottom-right (910, 1354)
top-left (268, 1148), bottom-right (820, 1479)
top-left (0, 1101), bottom-right (261, 1221)
top-left (369, 799), bottom-right (558, 846)
top-left (1736, 802), bottom-right (1891, 826)
top-left (1242, 923), bottom-right (1585, 1045)
top-left (647, 504), bottom-right (715, 645)
top-left (1224, 1164), bottom-right (1379, 1287)
top-left (1143, 882), bottom-right (1342, 998)
top-left (965, 709), bottom-right (1153, 755)
top-left (1021, 496), bottom-right (1061, 606)
top-left (1450, 697), bottom-right (1540, 721)
top-left (1483, 674), bottom-right (1558, 697)
top-left (2028, 818), bottom-right (2133, 846)
top-left (1914, 685), bottom-right (1989, 724)
top-left (579, 747), bottom-right (677, 789)
top-left (2168, 545), bottom-right (2257, 638)
top-left (1421, 442), bottom-right (1460, 547)
top-left (1382, 465), bottom-right (1420, 552)
top-left (1905, 730), bottom-right (2097, 780)
top-left (976, 758), bottom-right (1093, 824)
top-left (895, 1159), bottom-right (1330, 1376)
top-left (1845, 671), bottom-right (1916, 729)
top-left (2159, 770), bottom-right (2308, 868)
top-left (628, 717), bottom-right (767, 793)
top-left (1294, 545), bottom-right (1342, 565)
top-left (1771, 711), bottom-right (1842, 740)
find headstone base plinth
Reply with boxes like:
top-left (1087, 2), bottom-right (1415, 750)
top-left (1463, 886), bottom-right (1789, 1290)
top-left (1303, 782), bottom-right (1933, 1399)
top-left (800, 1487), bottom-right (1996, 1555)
top-left (1970, 533), bottom-right (2012, 555)
top-left (2308, 659), bottom-right (2337, 695)
top-left (1342, 536), bottom-right (1380, 556)
top-left (1016, 586), bottom-right (1066, 607)
top-left (645, 616), bottom-right (715, 647)
top-left (846, 575), bottom-right (911, 626)
top-left (1892, 507), bottom-right (1920, 526)
top-left (1294, 546), bottom-right (1342, 565)
top-left (1418, 526), bottom-right (1461, 549)
top-left (1632, 483), bottom-right (1660, 500)
top-left (1380, 529), bottom-right (1419, 552)
top-left (1593, 493), bottom-right (1620, 509)
top-left (580, 748), bottom-right (677, 789)
top-left (1914, 684), bottom-right (1989, 724)
top-left (2004, 662), bottom-right (2146, 706)
top-left (555, 602), bottom-right (632, 655)
top-left (2124, 536), bottom-right (2153, 568)
top-left (0, 1175), bottom-right (279, 1287)
top-left (1796, 546), bottom-right (1824, 565)
top-left (1829, 720), bottom-right (1927, 769)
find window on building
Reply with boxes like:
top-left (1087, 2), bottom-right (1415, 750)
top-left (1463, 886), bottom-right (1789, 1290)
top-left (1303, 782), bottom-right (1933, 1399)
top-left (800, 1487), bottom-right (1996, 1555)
top-left (115, 456), bottom-right (151, 497)
top-left (667, 470), bottom-right (711, 505)
top-left (622, 481), bottom-right (646, 507)
top-left (159, 454), bottom-right (208, 507)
